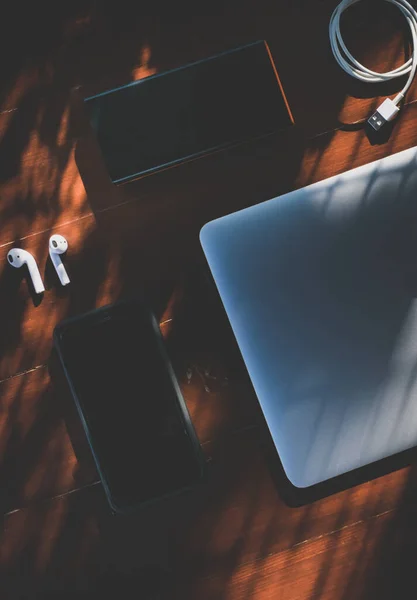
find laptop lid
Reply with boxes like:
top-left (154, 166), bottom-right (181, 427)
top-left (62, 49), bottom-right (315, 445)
top-left (200, 146), bottom-right (417, 488)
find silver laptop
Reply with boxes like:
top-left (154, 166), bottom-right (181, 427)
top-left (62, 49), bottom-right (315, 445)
top-left (200, 145), bottom-right (417, 488)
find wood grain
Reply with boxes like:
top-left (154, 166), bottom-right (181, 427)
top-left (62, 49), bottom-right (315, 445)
top-left (2, 429), bottom-right (417, 600)
top-left (180, 504), bottom-right (417, 600)
top-left (2, 3), bottom-right (417, 599)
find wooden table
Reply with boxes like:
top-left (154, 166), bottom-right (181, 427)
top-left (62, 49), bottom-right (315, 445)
top-left (2, 2), bottom-right (417, 598)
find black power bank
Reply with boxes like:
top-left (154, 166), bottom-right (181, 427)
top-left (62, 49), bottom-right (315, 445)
top-left (85, 40), bottom-right (294, 184)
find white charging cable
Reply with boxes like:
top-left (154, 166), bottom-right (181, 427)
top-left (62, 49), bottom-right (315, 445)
top-left (329, 0), bottom-right (417, 130)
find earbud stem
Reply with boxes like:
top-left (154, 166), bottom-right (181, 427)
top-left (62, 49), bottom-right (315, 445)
top-left (50, 252), bottom-right (70, 286)
top-left (27, 258), bottom-right (45, 294)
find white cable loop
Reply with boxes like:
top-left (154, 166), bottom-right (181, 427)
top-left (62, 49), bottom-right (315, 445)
top-left (329, 0), bottom-right (417, 105)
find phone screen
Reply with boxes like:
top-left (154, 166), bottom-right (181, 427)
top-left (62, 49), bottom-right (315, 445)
top-left (85, 40), bottom-right (293, 182)
top-left (55, 302), bottom-right (203, 511)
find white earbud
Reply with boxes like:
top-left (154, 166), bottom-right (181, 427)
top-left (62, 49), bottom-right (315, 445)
top-left (49, 234), bottom-right (70, 286)
top-left (7, 248), bottom-right (45, 294)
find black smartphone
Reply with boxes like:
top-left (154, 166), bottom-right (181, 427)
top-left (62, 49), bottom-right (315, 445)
top-left (85, 40), bottom-right (294, 183)
top-left (54, 299), bottom-right (204, 513)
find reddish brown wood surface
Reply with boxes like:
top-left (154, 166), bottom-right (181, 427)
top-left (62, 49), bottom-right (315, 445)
top-left (2, 2), bottom-right (417, 598)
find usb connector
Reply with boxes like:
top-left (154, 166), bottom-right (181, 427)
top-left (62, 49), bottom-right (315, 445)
top-left (368, 98), bottom-right (400, 131)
